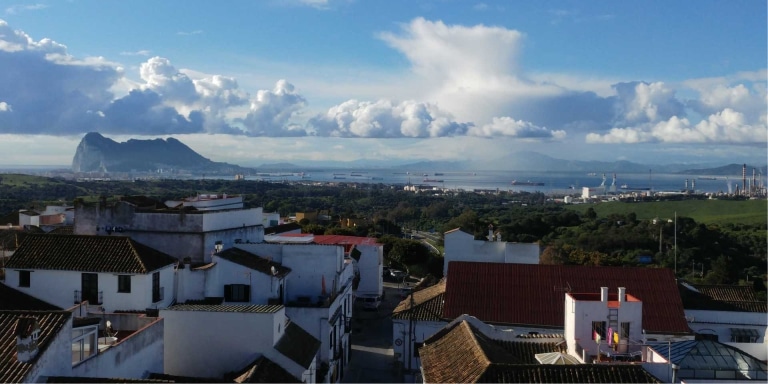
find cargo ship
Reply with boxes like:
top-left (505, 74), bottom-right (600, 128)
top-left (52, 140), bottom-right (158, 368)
top-left (511, 180), bottom-right (544, 186)
top-left (423, 178), bottom-right (444, 183)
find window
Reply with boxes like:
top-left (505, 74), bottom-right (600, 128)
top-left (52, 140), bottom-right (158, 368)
top-left (18, 270), bottom-right (30, 287)
top-left (117, 275), bottom-right (131, 293)
top-left (224, 284), bottom-right (250, 302)
top-left (152, 272), bottom-right (161, 303)
top-left (621, 322), bottom-right (631, 339)
top-left (71, 325), bottom-right (97, 365)
top-left (414, 342), bottom-right (424, 357)
top-left (592, 321), bottom-right (606, 341)
top-left (730, 328), bottom-right (759, 343)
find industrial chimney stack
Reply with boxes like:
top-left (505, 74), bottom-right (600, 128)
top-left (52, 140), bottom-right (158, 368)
top-left (742, 164), bottom-right (747, 196)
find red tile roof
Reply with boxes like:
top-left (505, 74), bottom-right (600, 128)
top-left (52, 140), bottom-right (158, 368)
top-left (282, 234), bottom-right (382, 246)
top-left (392, 280), bottom-right (446, 322)
top-left (444, 262), bottom-right (690, 334)
top-left (6, 234), bottom-right (178, 274)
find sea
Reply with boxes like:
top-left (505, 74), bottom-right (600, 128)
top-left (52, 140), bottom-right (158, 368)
top-left (214, 169), bottom-right (740, 195)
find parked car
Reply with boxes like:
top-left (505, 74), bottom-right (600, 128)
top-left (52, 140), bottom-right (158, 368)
top-left (357, 294), bottom-right (381, 310)
top-left (390, 269), bottom-right (406, 279)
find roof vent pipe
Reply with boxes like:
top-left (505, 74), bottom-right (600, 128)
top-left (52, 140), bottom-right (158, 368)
top-left (600, 287), bottom-right (608, 302)
top-left (618, 287), bottom-right (626, 302)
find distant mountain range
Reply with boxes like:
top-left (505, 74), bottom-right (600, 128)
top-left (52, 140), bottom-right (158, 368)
top-left (71, 132), bottom-right (252, 174)
top-left (70, 133), bottom-right (764, 176)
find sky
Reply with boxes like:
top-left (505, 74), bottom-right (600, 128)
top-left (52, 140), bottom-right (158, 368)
top-left (0, 0), bottom-right (766, 168)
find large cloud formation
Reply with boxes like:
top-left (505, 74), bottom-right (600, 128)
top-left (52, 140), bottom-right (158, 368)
top-left (308, 99), bottom-right (470, 138)
top-left (0, 20), bottom-right (303, 137)
top-left (0, 17), bottom-right (764, 146)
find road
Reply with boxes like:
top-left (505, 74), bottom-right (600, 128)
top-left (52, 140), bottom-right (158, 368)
top-left (343, 285), bottom-right (404, 383)
top-left (413, 230), bottom-right (441, 255)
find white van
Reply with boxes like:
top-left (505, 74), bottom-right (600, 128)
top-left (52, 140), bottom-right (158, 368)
top-left (358, 294), bottom-right (381, 310)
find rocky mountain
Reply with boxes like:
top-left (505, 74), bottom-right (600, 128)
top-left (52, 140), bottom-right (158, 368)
top-left (71, 132), bottom-right (250, 174)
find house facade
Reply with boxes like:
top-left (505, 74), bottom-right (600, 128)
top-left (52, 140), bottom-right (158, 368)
top-left (4, 234), bottom-right (177, 312)
top-left (235, 241), bottom-right (355, 383)
top-left (73, 197), bottom-right (265, 263)
top-left (678, 282), bottom-right (767, 360)
top-left (442, 228), bottom-right (540, 276)
top-left (160, 304), bottom-right (320, 382)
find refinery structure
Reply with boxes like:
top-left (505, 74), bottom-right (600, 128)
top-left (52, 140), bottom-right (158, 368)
top-left (580, 164), bottom-right (766, 201)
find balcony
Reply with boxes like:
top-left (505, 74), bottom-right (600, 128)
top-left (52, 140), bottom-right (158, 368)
top-left (74, 290), bottom-right (103, 305)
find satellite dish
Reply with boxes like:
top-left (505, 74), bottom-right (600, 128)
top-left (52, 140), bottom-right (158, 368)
top-left (270, 266), bottom-right (278, 276)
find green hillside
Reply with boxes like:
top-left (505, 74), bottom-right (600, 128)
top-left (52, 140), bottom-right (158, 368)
top-left (565, 199), bottom-right (767, 226)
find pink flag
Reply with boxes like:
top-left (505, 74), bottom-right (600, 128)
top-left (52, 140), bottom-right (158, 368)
top-left (607, 328), bottom-right (613, 346)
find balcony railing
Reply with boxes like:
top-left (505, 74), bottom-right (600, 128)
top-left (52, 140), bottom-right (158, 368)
top-left (74, 290), bottom-right (103, 305)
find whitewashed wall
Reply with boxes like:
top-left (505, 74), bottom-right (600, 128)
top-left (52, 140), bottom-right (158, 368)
top-left (207, 256), bottom-right (284, 304)
top-left (564, 291), bottom-right (643, 359)
top-left (72, 317), bottom-right (164, 379)
top-left (443, 229), bottom-right (539, 277)
top-left (161, 307), bottom-right (283, 377)
top-left (3, 266), bottom-right (175, 312)
top-left (24, 316), bottom-right (74, 382)
top-left (355, 244), bottom-right (383, 297)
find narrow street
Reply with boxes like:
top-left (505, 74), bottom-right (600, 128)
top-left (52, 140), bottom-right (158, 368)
top-left (343, 284), bottom-right (405, 383)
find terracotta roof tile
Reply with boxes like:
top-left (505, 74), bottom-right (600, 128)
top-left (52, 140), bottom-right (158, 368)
top-left (217, 248), bottom-right (291, 277)
top-left (679, 283), bottom-right (767, 312)
top-left (421, 320), bottom-right (570, 383)
top-left (478, 364), bottom-right (661, 383)
top-left (6, 234), bottom-right (177, 274)
top-left (46, 226), bottom-right (73, 235)
top-left (392, 280), bottom-right (446, 321)
top-left (228, 355), bottom-right (300, 383)
top-left (444, 262), bottom-right (691, 334)
top-left (420, 321), bottom-right (492, 383)
top-left (0, 310), bottom-right (72, 383)
top-left (275, 321), bottom-right (320, 369)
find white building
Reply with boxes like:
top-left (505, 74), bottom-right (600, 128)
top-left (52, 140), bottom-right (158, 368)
top-left (1, 301), bottom-right (164, 383)
top-left (268, 234), bottom-right (384, 299)
top-left (175, 247), bottom-right (291, 306)
top-left (160, 304), bottom-right (319, 382)
top-left (3, 234), bottom-right (178, 312)
top-left (564, 287), bottom-right (644, 362)
top-left (442, 227), bottom-right (540, 277)
top-left (18, 206), bottom-right (74, 229)
top-left (73, 197), bottom-right (265, 263)
top-left (234, 240), bottom-right (355, 383)
top-left (678, 282), bottom-right (767, 360)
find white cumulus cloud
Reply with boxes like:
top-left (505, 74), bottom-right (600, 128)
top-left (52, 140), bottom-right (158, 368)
top-left (0, 101), bottom-right (10, 112)
top-left (586, 108), bottom-right (766, 144)
top-left (469, 117), bottom-right (566, 140)
top-left (308, 99), bottom-right (470, 138)
top-left (236, 80), bottom-right (307, 137)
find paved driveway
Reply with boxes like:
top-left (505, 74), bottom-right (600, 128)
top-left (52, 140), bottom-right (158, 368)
top-left (343, 286), bottom-right (404, 383)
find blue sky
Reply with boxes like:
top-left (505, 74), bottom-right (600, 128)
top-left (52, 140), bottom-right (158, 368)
top-left (0, 0), bottom-right (765, 168)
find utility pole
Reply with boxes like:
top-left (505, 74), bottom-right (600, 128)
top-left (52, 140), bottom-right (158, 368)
top-left (674, 211), bottom-right (677, 276)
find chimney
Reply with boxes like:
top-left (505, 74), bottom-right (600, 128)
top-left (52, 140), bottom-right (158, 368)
top-left (618, 287), bottom-right (626, 302)
top-left (15, 317), bottom-right (40, 363)
top-left (487, 224), bottom-right (494, 241)
top-left (600, 287), bottom-right (608, 302)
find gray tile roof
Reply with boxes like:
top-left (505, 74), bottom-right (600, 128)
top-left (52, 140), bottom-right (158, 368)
top-left (228, 355), bottom-right (300, 383)
top-left (275, 322), bottom-right (321, 369)
top-left (6, 234), bottom-right (177, 274)
top-left (217, 248), bottom-right (291, 277)
top-left (164, 304), bottom-right (283, 313)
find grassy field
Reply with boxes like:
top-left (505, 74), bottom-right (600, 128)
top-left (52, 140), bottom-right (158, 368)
top-left (565, 199), bottom-right (767, 226)
top-left (0, 173), bottom-right (66, 187)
